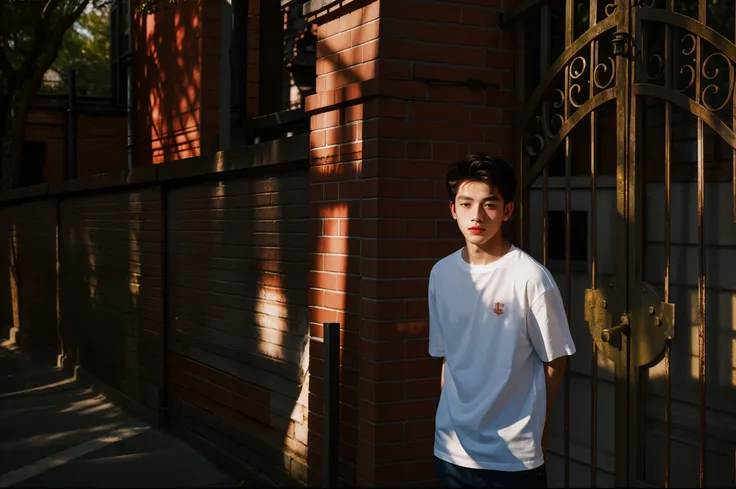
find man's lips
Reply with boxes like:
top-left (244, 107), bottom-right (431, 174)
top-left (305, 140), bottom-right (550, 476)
top-left (468, 227), bottom-right (485, 235)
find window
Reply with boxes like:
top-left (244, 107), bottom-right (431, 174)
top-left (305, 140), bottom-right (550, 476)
top-left (20, 142), bottom-right (46, 187)
top-left (547, 210), bottom-right (588, 263)
top-left (244, 0), bottom-right (316, 143)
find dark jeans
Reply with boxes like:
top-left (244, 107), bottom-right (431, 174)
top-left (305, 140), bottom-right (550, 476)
top-left (434, 457), bottom-right (548, 488)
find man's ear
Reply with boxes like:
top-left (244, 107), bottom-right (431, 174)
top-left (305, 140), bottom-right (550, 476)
top-left (449, 200), bottom-right (457, 220)
top-left (503, 201), bottom-right (515, 222)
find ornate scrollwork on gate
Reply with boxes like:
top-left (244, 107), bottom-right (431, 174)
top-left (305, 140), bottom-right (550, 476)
top-left (604, 2), bottom-right (616, 17)
top-left (700, 52), bottom-right (735, 111)
top-left (638, 18), bottom-right (736, 115)
top-left (523, 45), bottom-right (617, 157)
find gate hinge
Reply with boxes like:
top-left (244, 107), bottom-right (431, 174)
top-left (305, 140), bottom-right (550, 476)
top-left (612, 31), bottom-right (630, 57)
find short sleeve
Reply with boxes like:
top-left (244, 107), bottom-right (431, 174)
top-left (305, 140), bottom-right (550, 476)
top-left (428, 271), bottom-right (445, 358)
top-left (527, 287), bottom-right (576, 362)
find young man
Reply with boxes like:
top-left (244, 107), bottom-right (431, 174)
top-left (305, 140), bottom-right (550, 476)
top-left (428, 154), bottom-right (576, 488)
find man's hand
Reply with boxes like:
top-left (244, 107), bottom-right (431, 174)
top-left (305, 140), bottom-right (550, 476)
top-left (542, 356), bottom-right (567, 459)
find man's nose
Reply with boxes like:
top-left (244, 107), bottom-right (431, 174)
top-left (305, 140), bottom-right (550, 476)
top-left (473, 206), bottom-right (484, 221)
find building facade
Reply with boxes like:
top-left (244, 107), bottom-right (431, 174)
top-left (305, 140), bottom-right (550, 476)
top-left (6, 0), bottom-right (736, 487)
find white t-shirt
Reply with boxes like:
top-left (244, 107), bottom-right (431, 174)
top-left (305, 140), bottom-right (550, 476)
top-left (428, 245), bottom-right (576, 471)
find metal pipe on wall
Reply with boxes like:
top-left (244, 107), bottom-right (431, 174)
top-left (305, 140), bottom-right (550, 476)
top-left (127, 0), bottom-right (134, 170)
top-left (67, 69), bottom-right (78, 180)
top-left (323, 322), bottom-right (340, 487)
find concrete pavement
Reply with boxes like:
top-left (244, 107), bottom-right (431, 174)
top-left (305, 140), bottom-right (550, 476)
top-left (0, 334), bottom-right (239, 488)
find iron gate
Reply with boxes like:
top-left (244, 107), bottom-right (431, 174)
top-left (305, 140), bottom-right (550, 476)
top-left (506, 0), bottom-right (736, 487)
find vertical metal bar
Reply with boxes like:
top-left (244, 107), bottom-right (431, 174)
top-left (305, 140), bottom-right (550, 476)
top-left (614, 0), bottom-right (632, 485)
top-left (696, 3), bottom-right (707, 487)
top-left (563, 138), bottom-right (572, 489)
top-left (323, 322), bottom-right (340, 488)
top-left (516, 17), bottom-right (529, 251)
top-left (664, 1), bottom-right (674, 486)
top-left (564, 2), bottom-right (574, 487)
top-left (541, 4), bottom-right (551, 268)
top-left (627, 7), bottom-right (645, 480)
top-left (589, 0), bottom-right (598, 485)
top-left (161, 186), bottom-right (170, 424)
top-left (664, 104), bottom-right (672, 489)
top-left (66, 69), bottom-right (78, 180)
top-left (697, 116), bottom-right (707, 489)
top-left (126, 0), bottom-right (134, 170)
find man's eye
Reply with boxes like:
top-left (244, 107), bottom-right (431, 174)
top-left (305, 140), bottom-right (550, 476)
top-left (462, 203), bottom-right (471, 207)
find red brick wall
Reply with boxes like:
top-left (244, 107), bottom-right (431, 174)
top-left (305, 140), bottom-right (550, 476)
top-left (133, 0), bottom-right (221, 164)
top-left (165, 170), bottom-right (310, 485)
top-left (59, 187), bottom-right (165, 411)
top-left (306, 0), bottom-right (517, 486)
top-left (24, 105), bottom-right (127, 183)
top-left (24, 107), bottom-right (65, 182)
top-left (77, 113), bottom-right (128, 176)
top-left (0, 200), bottom-right (58, 350)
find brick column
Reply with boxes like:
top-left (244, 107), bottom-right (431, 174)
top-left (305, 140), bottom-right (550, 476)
top-left (201, 0), bottom-right (221, 156)
top-left (306, 0), bottom-right (516, 486)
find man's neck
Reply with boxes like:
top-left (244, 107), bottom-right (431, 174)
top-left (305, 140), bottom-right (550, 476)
top-left (462, 237), bottom-right (512, 267)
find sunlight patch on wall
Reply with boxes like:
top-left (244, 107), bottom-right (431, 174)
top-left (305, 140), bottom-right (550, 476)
top-left (128, 193), bottom-right (141, 307)
top-left (83, 228), bottom-right (96, 273)
top-left (9, 224), bottom-right (19, 329)
top-left (256, 178), bottom-right (287, 361)
top-left (283, 371), bottom-right (310, 472)
top-left (82, 227), bottom-right (98, 301)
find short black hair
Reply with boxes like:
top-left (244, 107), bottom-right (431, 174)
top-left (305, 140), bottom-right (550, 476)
top-left (445, 153), bottom-right (516, 204)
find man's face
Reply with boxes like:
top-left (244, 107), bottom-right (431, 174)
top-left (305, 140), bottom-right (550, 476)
top-left (450, 180), bottom-right (514, 246)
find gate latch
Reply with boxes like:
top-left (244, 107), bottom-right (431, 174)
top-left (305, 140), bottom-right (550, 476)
top-left (585, 282), bottom-right (675, 367)
top-left (601, 314), bottom-right (630, 343)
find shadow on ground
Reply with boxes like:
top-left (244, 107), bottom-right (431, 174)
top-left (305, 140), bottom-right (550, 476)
top-left (0, 342), bottom-right (238, 488)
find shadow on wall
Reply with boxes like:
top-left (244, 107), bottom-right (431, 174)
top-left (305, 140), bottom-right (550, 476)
top-left (164, 162), bottom-right (311, 485)
top-left (135, 2), bottom-right (202, 165)
top-left (58, 188), bottom-right (164, 413)
top-left (0, 201), bottom-right (61, 357)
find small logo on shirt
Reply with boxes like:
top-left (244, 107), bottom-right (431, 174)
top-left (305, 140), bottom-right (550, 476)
top-left (493, 302), bottom-right (505, 315)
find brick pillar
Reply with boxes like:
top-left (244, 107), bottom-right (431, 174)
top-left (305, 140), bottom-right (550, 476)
top-left (306, 0), bottom-right (516, 486)
top-left (201, 0), bottom-right (221, 156)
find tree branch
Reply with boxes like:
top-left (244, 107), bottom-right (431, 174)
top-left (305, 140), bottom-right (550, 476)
top-left (0, 45), bottom-right (14, 86)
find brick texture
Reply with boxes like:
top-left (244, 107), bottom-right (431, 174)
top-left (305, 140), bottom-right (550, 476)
top-left (306, 3), bottom-right (382, 486)
top-left (306, 0), bottom-right (517, 486)
top-left (0, 200), bottom-right (58, 350)
top-left (166, 170), bottom-right (310, 484)
top-left (24, 106), bottom-right (128, 183)
top-left (133, 0), bottom-right (206, 164)
top-left (59, 188), bottom-right (165, 411)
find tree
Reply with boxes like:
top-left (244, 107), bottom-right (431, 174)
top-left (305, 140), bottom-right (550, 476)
top-left (0, 0), bottom-right (179, 190)
top-left (41, 5), bottom-right (113, 97)
top-left (0, 0), bottom-right (112, 189)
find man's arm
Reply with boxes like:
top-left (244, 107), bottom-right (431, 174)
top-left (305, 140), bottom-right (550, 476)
top-left (440, 358), bottom-right (446, 390)
top-left (542, 355), bottom-right (567, 456)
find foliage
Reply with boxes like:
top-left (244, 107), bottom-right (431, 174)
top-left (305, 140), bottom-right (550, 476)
top-left (40, 5), bottom-right (113, 97)
top-left (137, 0), bottom-right (185, 15)
top-left (0, 1), bottom-right (112, 189)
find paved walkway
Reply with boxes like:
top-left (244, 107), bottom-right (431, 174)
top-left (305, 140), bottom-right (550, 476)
top-left (0, 335), bottom-right (239, 488)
